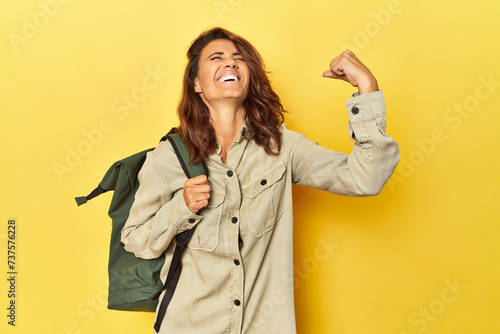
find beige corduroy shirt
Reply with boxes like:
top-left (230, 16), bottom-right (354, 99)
top-left (121, 90), bottom-right (400, 333)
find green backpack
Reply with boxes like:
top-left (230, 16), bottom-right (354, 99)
top-left (75, 130), bottom-right (207, 331)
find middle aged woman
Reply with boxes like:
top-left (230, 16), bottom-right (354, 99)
top-left (122, 27), bottom-right (400, 334)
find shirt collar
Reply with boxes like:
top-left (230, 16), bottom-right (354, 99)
top-left (213, 121), bottom-right (248, 157)
top-left (235, 121), bottom-right (248, 143)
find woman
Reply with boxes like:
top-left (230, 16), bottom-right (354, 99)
top-left (121, 27), bottom-right (399, 333)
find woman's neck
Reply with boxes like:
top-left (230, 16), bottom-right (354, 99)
top-left (209, 104), bottom-right (245, 164)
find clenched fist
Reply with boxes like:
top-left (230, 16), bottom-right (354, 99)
top-left (183, 175), bottom-right (211, 213)
top-left (323, 50), bottom-right (378, 95)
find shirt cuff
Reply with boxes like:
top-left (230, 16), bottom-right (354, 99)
top-left (346, 89), bottom-right (385, 121)
top-left (173, 194), bottom-right (203, 232)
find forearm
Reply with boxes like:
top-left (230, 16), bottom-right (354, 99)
top-left (344, 90), bottom-right (400, 194)
top-left (121, 191), bottom-right (201, 258)
top-left (292, 90), bottom-right (400, 196)
top-left (120, 152), bottom-right (201, 259)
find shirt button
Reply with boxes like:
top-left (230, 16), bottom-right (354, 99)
top-left (188, 218), bottom-right (195, 224)
top-left (234, 259), bottom-right (240, 266)
top-left (227, 170), bottom-right (233, 177)
top-left (351, 107), bottom-right (360, 115)
top-left (231, 217), bottom-right (238, 224)
top-left (260, 179), bottom-right (267, 186)
top-left (234, 300), bottom-right (241, 306)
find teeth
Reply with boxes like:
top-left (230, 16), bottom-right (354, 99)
top-left (219, 75), bottom-right (239, 82)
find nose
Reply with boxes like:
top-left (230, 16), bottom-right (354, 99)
top-left (224, 58), bottom-right (237, 68)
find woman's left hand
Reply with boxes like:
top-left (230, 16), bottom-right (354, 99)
top-left (322, 50), bottom-right (378, 95)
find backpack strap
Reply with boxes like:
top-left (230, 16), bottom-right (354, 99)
top-left (154, 133), bottom-right (208, 333)
top-left (75, 185), bottom-right (107, 206)
top-left (167, 133), bottom-right (208, 179)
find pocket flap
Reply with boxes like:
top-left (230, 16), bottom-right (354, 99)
top-left (242, 162), bottom-right (286, 199)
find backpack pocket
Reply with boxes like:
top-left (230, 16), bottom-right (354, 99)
top-left (187, 190), bottom-right (225, 252)
top-left (241, 162), bottom-right (286, 238)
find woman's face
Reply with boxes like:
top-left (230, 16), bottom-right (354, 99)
top-left (194, 39), bottom-right (250, 107)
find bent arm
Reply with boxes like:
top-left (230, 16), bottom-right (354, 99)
top-left (121, 152), bottom-right (201, 259)
top-left (291, 90), bottom-right (400, 196)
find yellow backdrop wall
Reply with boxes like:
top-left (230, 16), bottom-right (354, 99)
top-left (1, 0), bottom-right (499, 333)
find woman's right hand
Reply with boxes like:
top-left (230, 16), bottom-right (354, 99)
top-left (183, 175), bottom-right (211, 213)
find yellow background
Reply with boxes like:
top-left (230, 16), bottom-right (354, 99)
top-left (1, 0), bottom-right (499, 333)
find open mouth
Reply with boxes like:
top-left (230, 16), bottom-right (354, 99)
top-left (218, 75), bottom-right (239, 82)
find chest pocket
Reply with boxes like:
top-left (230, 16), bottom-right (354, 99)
top-left (241, 162), bottom-right (286, 238)
top-left (187, 190), bottom-right (225, 252)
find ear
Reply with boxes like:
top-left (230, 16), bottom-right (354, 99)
top-left (194, 77), bottom-right (202, 93)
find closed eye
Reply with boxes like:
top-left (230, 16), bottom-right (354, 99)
top-left (208, 52), bottom-right (244, 61)
top-left (233, 52), bottom-right (244, 61)
top-left (208, 52), bottom-right (224, 60)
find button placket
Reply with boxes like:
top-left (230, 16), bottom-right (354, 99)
top-left (225, 169), bottom-right (242, 255)
top-left (224, 169), bottom-right (244, 333)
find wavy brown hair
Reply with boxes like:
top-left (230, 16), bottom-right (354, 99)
top-left (177, 27), bottom-right (286, 164)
